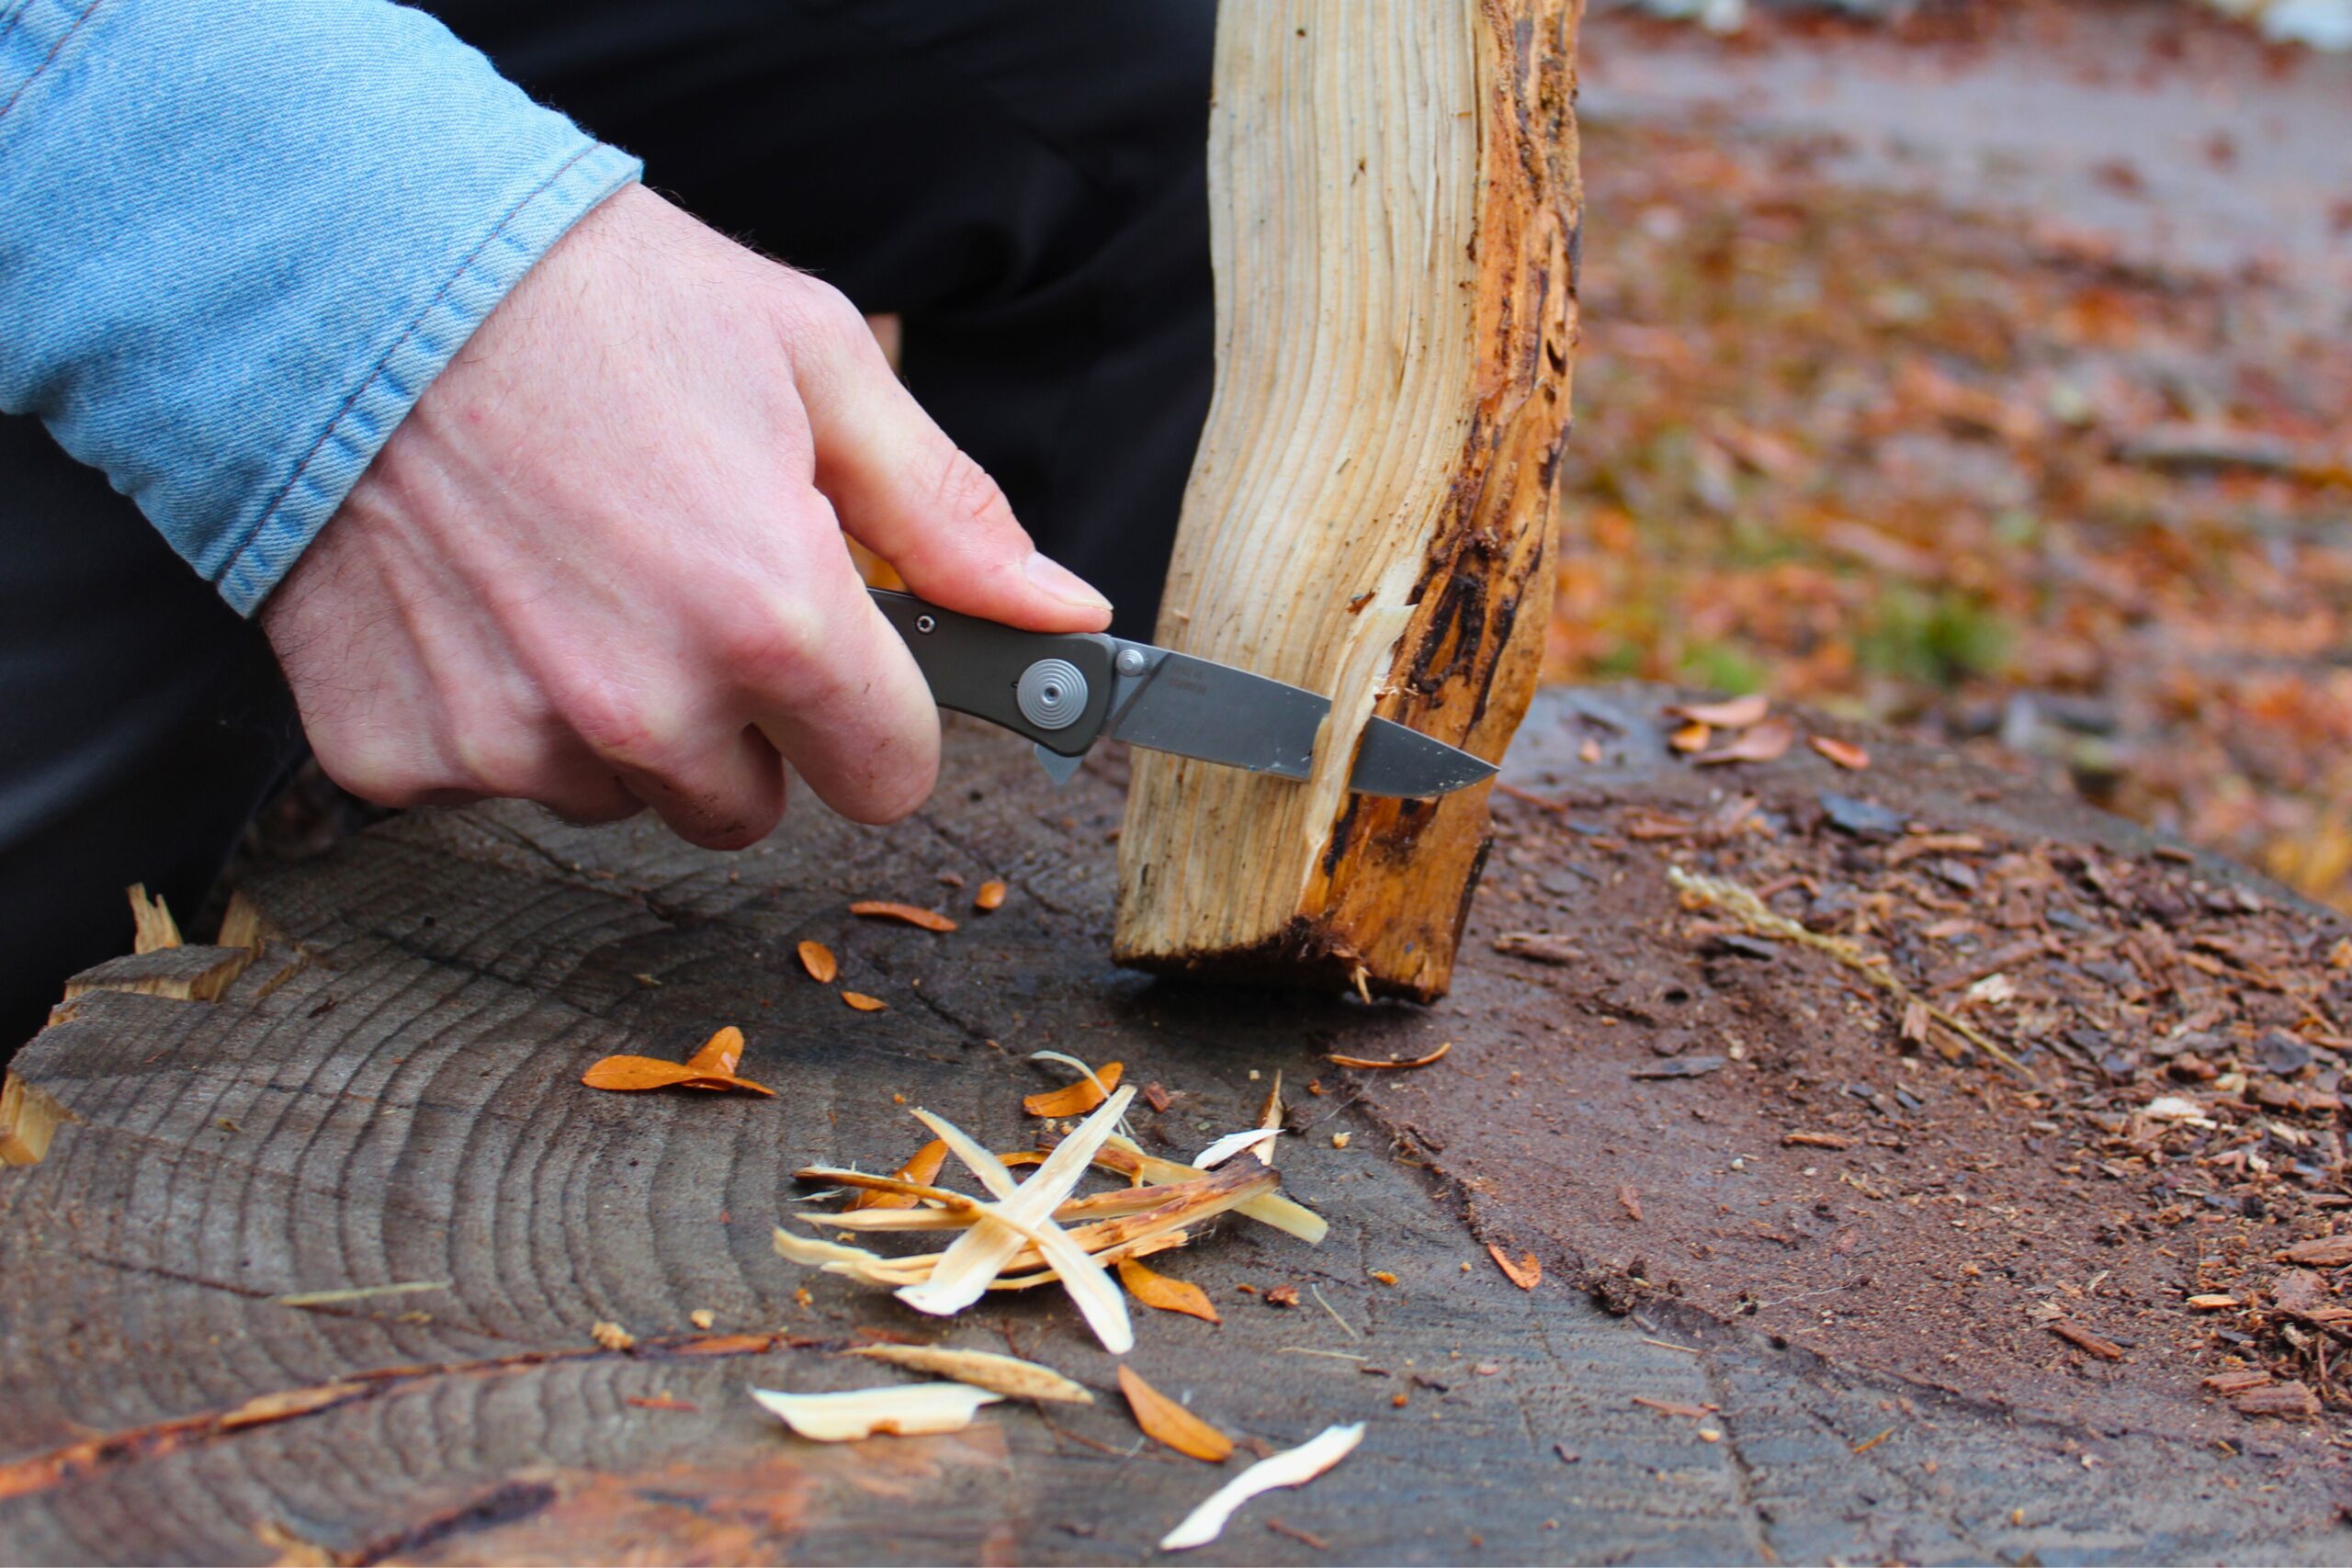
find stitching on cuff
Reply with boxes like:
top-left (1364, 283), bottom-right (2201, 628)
top-left (0, 0), bottom-right (103, 124)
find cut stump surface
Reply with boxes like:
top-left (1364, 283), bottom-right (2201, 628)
top-left (2, 690), bottom-right (2346, 1564)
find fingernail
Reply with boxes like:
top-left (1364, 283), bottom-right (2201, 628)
top-left (1025, 551), bottom-right (1112, 613)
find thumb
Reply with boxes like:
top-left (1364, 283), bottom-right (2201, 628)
top-left (794, 312), bottom-right (1113, 633)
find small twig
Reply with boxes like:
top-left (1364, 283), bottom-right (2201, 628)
top-left (271, 1281), bottom-right (448, 1308)
top-left (1267, 1517), bottom-right (1333, 1551)
top-left (1274, 1348), bottom-right (1369, 1361)
top-left (1667, 867), bottom-right (2030, 1075)
top-left (1308, 1283), bottom-right (1360, 1341)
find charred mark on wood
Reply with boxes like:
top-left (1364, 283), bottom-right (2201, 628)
top-left (1322, 794), bottom-right (1367, 881)
top-left (1466, 589), bottom-right (1522, 733)
top-left (1566, 218), bottom-right (1582, 297)
top-left (1407, 568), bottom-right (1489, 696)
top-left (345, 1480), bottom-right (559, 1566)
top-left (1448, 835), bottom-right (1498, 957)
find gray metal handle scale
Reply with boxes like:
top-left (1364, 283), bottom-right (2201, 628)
top-left (867, 588), bottom-right (1114, 758)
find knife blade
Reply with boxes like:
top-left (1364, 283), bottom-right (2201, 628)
top-left (868, 588), bottom-right (1496, 798)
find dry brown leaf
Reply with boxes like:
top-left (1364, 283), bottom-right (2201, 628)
top-left (1694, 716), bottom-right (1795, 766)
top-left (1119, 1257), bottom-right (1222, 1323)
top-left (581, 1054), bottom-right (773, 1096)
top-left (797, 941), bottom-right (839, 983)
top-left (851, 900), bottom-right (958, 933)
top-left (1487, 1244), bottom-right (1541, 1290)
top-left (684, 1025), bottom-right (744, 1077)
top-left (1326, 1041), bottom-right (1452, 1071)
top-left (842, 991), bottom-right (888, 1012)
top-left (1668, 720), bottom-right (1712, 754)
top-left (975, 880), bottom-right (1008, 912)
top-left (1118, 1365), bottom-right (1233, 1462)
top-left (1023, 1062), bottom-right (1125, 1118)
top-left (848, 1138), bottom-right (952, 1213)
top-left (1668, 693), bottom-right (1770, 728)
top-left (1808, 735), bottom-right (1871, 771)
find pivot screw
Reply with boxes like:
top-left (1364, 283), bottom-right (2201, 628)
top-left (1115, 648), bottom-right (1149, 676)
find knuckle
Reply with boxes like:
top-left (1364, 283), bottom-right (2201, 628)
top-left (931, 447), bottom-right (1014, 533)
top-left (560, 681), bottom-right (683, 776)
top-left (713, 592), bottom-right (827, 697)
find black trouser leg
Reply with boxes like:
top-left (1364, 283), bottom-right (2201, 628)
top-left (424, 0), bottom-right (1217, 637)
top-left (0, 418), bottom-right (305, 1055)
top-left (0, 2), bottom-right (1214, 1050)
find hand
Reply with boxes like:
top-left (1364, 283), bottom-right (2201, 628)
top-left (262, 184), bottom-right (1111, 848)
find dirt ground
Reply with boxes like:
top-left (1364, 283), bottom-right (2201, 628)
top-left (1347, 686), bottom-right (2352, 1452)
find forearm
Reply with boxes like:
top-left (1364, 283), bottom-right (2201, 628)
top-left (0, 0), bottom-right (639, 612)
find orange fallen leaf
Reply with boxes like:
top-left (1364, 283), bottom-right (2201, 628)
top-left (975, 880), bottom-right (1008, 912)
top-left (850, 900), bottom-right (958, 934)
top-left (1024, 1062), bottom-right (1124, 1118)
top-left (1487, 1244), bottom-right (1541, 1291)
top-left (847, 1138), bottom-right (949, 1213)
top-left (684, 1025), bottom-right (744, 1077)
top-left (1668, 693), bottom-right (1770, 729)
top-left (1118, 1257), bottom-right (1222, 1324)
top-left (1809, 735), bottom-right (1871, 771)
top-left (1694, 716), bottom-right (1794, 767)
top-left (1668, 720), bottom-right (1712, 754)
top-left (1118, 1365), bottom-right (1234, 1462)
top-left (842, 991), bottom-right (888, 1012)
top-left (999, 1150), bottom-right (1046, 1168)
top-left (1326, 1041), bottom-right (1452, 1071)
top-left (797, 941), bottom-right (838, 983)
top-left (582, 1055), bottom-right (774, 1096)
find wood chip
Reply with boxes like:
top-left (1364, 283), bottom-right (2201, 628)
top-left (1119, 1365), bottom-right (1234, 1462)
top-left (2233, 1382), bottom-right (2319, 1419)
top-left (846, 1138), bottom-right (950, 1213)
top-left (1694, 716), bottom-right (1795, 767)
top-left (1669, 720), bottom-right (1712, 754)
top-left (2187, 1294), bottom-right (2240, 1311)
top-left (1196, 1127), bottom-right (1281, 1168)
top-left (1617, 1185), bottom-right (1643, 1223)
top-left (1487, 1245), bottom-right (1541, 1290)
top-left (842, 991), bottom-right (888, 1012)
top-left (1159, 1424), bottom-right (1363, 1551)
top-left (2278, 1235), bottom-right (2352, 1268)
top-left (683, 1025), bottom-right (744, 1077)
top-left (797, 941), bottom-right (838, 983)
top-left (1781, 1132), bottom-right (1853, 1150)
top-left (1632, 1396), bottom-right (1712, 1418)
top-left (751, 1383), bottom-right (1000, 1441)
top-left (974, 880), bottom-right (1008, 912)
top-left (850, 900), bottom-right (958, 933)
top-left (591, 1321), bottom-right (635, 1352)
top-left (581, 1055), bottom-right (774, 1096)
top-left (1023, 1062), bottom-right (1125, 1119)
top-left (846, 1344), bottom-right (1091, 1404)
top-left (1809, 735), bottom-right (1871, 771)
top-left (1326, 1042), bottom-right (1452, 1071)
top-left (1667, 694), bottom-right (1770, 729)
top-left (1120, 1257), bottom-right (1222, 1323)
top-left (2203, 1369), bottom-right (2273, 1394)
top-left (2048, 1321), bottom-right (2125, 1361)
top-left (127, 883), bottom-right (183, 954)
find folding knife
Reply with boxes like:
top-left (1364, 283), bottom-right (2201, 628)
top-left (870, 589), bottom-right (1496, 797)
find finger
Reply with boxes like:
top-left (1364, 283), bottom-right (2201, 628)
top-left (711, 526), bottom-right (943, 826)
top-left (612, 723), bottom-right (789, 852)
top-left (790, 297), bottom-right (1112, 633)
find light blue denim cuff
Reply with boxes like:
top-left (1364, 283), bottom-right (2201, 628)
top-left (0, 0), bottom-right (644, 615)
top-left (217, 142), bottom-right (641, 613)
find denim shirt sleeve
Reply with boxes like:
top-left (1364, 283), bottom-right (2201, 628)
top-left (0, 0), bottom-right (642, 614)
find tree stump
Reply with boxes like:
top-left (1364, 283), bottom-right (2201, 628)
top-left (3, 693), bottom-right (2347, 1563)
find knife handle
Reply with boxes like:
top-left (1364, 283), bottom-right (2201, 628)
top-left (866, 589), bottom-right (1114, 756)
